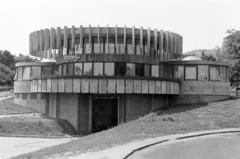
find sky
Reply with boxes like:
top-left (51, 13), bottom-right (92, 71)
top-left (0, 0), bottom-right (239, 55)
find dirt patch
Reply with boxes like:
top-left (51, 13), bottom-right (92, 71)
top-left (0, 116), bottom-right (76, 136)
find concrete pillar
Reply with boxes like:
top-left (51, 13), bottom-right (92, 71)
top-left (132, 26), bottom-right (135, 54)
top-left (154, 29), bottom-right (158, 56)
top-left (115, 25), bottom-right (118, 54)
top-left (50, 28), bottom-right (56, 59)
top-left (36, 31), bottom-right (40, 53)
top-left (140, 27), bottom-right (143, 55)
top-left (56, 27), bottom-right (62, 57)
top-left (40, 30), bottom-right (44, 59)
top-left (164, 31), bottom-right (169, 60)
top-left (106, 25), bottom-right (109, 54)
top-left (44, 29), bottom-right (50, 59)
top-left (147, 28), bottom-right (151, 53)
top-left (63, 26), bottom-right (68, 55)
top-left (71, 26), bottom-right (75, 55)
top-left (88, 25), bottom-right (92, 54)
top-left (124, 25), bottom-right (126, 54)
top-left (159, 31), bottom-right (163, 60)
top-left (79, 25), bottom-right (83, 54)
top-left (29, 33), bottom-right (32, 55)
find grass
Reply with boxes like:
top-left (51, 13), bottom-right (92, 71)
top-left (14, 97), bottom-right (240, 159)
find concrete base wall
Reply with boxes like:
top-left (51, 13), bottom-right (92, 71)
top-left (125, 95), bottom-right (168, 121)
top-left (14, 94), bottom-right (46, 114)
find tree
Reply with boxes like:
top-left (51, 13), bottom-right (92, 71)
top-left (0, 50), bottom-right (15, 70)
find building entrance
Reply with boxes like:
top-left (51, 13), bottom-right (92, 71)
top-left (92, 96), bottom-right (118, 132)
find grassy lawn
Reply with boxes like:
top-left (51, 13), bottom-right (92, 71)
top-left (14, 97), bottom-right (240, 159)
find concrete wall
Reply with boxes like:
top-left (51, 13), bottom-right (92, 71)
top-left (78, 94), bottom-right (90, 134)
top-left (58, 93), bottom-right (78, 131)
top-left (14, 93), bottom-right (46, 114)
top-left (169, 81), bottom-right (230, 105)
top-left (125, 95), bottom-right (168, 121)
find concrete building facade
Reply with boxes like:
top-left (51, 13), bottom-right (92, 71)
top-left (14, 26), bottom-right (230, 134)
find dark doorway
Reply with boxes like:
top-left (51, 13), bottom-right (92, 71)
top-left (92, 96), bottom-right (118, 132)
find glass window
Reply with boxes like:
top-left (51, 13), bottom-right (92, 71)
top-left (219, 66), bottom-right (226, 81)
top-left (83, 62), bottom-right (93, 75)
top-left (68, 63), bottom-right (74, 75)
top-left (22, 93), bottom-right (27, 99)
top-left (143, 39), bottom-right (149, 56)
top-left (53, 65), bottom-right (58, 75)
top-left (126, 63), bottom-right (135, 76)
top-left (116, 37), bottom-right (125, 54)
top-left (115, 62), bottom-right (126, 76)
top-left (22, 67), bottom-right (31, 80)
top-left (165, 65), bottom-right (173, 79)
top-left (17, 67), bottom-right (22, 80)
top-left (198, 65), bottom-right (208, 81)
top-left (174, 65), bottom-right (184, 79)
top-left (31, 93), bottom-right (37, 99)
top-left (135, 39), bottom-right (142, 55)
top-left (151, 65), bottom-right (159, 77)
top-left (105, 37), bottom-right (115, 54)
top-left (58, 65), bottom-right (62, 75)
top-left (136, 63), bottom-right (144, 77)
top-left (185, 66), bottom-right (197, 80)
top-left (127, 38), bottom-right (134, 54)
top-left (42, 66), bottom-right (52, 76)
top-left (31, 66), bottom-right (41, 78)
top-left (210, 66), bottom-right (220, 81)
top-left (159, 64), bottom-right (164, 78)
top-left (74, 63), bottom-right (83, 75)
top-left (94, 62), bottom-right (103, 76)
top-left (226, 67), bottom-right (230, 82)
top-left (104, 63), bottom-right (114, 76)
top-left (84, 38), bottom-right (91, 54)
top-left (61, 64), bottom-right (67, 76)
top-left (144, 64), bottom-right (150, 77)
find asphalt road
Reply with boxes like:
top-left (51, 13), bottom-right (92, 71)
top-left (128, 132), bottom-right (240, 159)
top-left (0, 136), bottom-right (75, 159)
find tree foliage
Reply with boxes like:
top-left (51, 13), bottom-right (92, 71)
top-left (0, 50), bottom-right (15, 71)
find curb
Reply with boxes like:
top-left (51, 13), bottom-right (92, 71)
top-left (123, 129), bottom-right (240, 159)
top-left (0, 134), bottom-right (73, 138)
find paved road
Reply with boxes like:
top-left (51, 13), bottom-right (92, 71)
top-left (0, 136), bottom-right (75, 159)
top-left (129, 132), bottom-right (240, 159)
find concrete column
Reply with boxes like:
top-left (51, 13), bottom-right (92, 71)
top-left (50, 28), bottom-right (56, 59)
top-left (71, 26), bottom-right (75, 55)
top-left (115, 25), bottom-right (118, 54)
top-left (132, 26), bottom-right (135, 54)
top-left (40, 30), bottom-right (44, 59)
top-left (79, 25), bottom-right (83, 54)
top-left (168, 32), bottom-right (173, 59)
top-left (124, 25), bottom-right (126, 54)
top-left (98, 25), bottom-right (101, 53)
top-left (154, 29), bottom-right (158, 56)
top-left (63, 26), bottom-right (68, 55)
top-left (140, 27), bottom-right (143, 55)
top-left (88, 95), bottom-right (92, 133)
top-left (164, 31), bottom-right (169, 60)
top-left (106, 25), bottom-right (109, 54)
top-left (44, 29), bottom-right (50, 59)
top-left (147, 28), bottom-right (151, 52)
top-left (88, 25), bottom-right (92, 54)
top-left (29, 33), bottom-right (32, 55)
top-left (159, 31), bottom-right (163, 60)
top-left (36, 31), bottom-right (40, 53)
top-left (56, 27), bottom-right (62, 57)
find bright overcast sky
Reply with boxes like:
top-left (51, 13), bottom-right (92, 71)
top-left (0, 0), bottom-right (239, 55)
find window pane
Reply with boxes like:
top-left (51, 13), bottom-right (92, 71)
top-left (174, 65), bottom-right (184, 79)
top-left (219, 66), bottom-right (226, 81)
top-left (210, 66), bottom-right (220, 80)
top-left (136, 63), bottom-right (144, 77)
top-left (83, 62), bottom-right (93, 75)
top-left (115, 62), bottom-right (126, 76)
top-left (61, 64), bottom-right (67, 76)
top-left (94, 62), bottom-right (103, 76)
top-left (18, 67), bottom-right (22, 80)
top-left (74, 63), bottom-right (83, 75)
top-left (58, 65), bottom-right (62, 75)
top-left (127, 38), bottom-right (134, 54)
top-left (106, 37), bottom-right (115, 54)
top-left (53, 65), bottom-right (58, 75)
top-left (42, 66), bottom-right (52, 76)
top-left (126, 63), bottom-right (135, 76)
top-left (151, 65), bottom-right (159, 77)
top-left (185, 66), bottom-right (197, 80)
top-left (165, 65), bottom-right (173, 79)
top-left (159, 64), bottom-right (164, 78)
top-left (31, 66), bottom-right (41, 78)
top-left (22, 67), bottom-right (31, 80)
top-left (144, 64), bottom-right (150, 77)
top-left (198, 65), bottom-right (208, 81)
top-left (104, 63), bottom-right (114, 76)
top-left (68, 63), bottom-right (74, 75)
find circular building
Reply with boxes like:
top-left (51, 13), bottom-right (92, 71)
top-left (14, 26), bottom-right (230, 134)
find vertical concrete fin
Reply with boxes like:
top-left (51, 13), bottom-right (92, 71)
top-left (154, 29), bottom-right (158, 56)
top-left (63, 26), bottom-right (68, 55)
top-left (71, 26), bottom-right (76, 55)
top-left (140, 27), bottom-right (143, 55)
top-left (132, 26), bottom-right (135, 54)
top-left (57, 27), bottom-right (62, 57)
top-left (124, 25), bottom-right (126, 54)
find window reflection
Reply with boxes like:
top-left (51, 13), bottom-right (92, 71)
top-left (115, 62), bottom-right (126, 76)
top-left (144, 64), bottom-right (150, 77)
top-left (185, 66), bottom-right (197, 80)
top-left (151, 65), bottom-right (159, 77)
top-left (22, 67), bottom-right (31, 80)
top-left (136, 63), bottom-right (144, 77)
top-left (68, 63), bottom-right (74, 75)
top-left (74, 63), bottom-right (83, 75)
top-left (18, 67), bottom-right (22, 80)
top-left (42, 66), bottom-right (52, 76)
top-left (198, 65), bottom-right (208, 81)
top-left (127, 38), bottom-right (134, 54)
top-left (94, 62), bottom-right (103, 76)
top-left (210, 66), bottom-right (220, 81)
top-left (159, 64), bottom-right (164, 78)
top-left (174, 65), bottom-right (184, 80)
top-left (83, 62), bottom-right (93, 75)
top-left (104, 63), bottom-right (114, 76)
top-left (31, 66), bottom-right (41, 78)
top-left (126, 63), bottom-right (135, 76)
